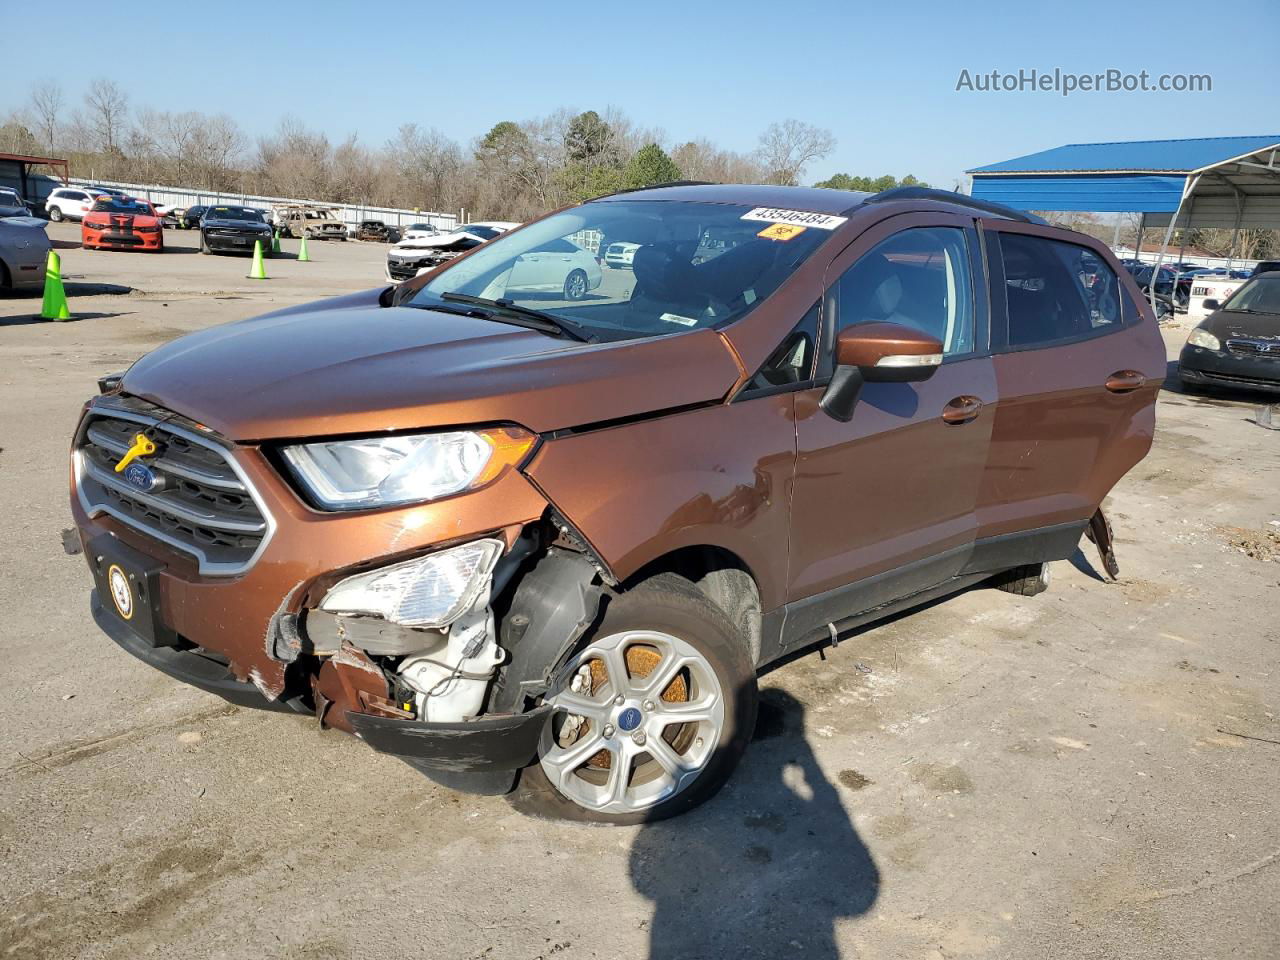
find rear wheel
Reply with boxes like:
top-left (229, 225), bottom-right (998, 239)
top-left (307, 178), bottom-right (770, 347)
top-left (563, 268), bottom-right (589, 301)
top-left (516, 573), bottom-right (757, 824)
top-left (991, 562), bottom-right (1052, 597)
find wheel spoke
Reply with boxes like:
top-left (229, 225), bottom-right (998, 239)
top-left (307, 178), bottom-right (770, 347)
top-left (541, 728), bottom-right (605, 786)
top-left (551, 688), bottom-right (608, 723)
top-left (656, 694), bottom-right (717, 727)
top-left (645, 736), bottom-right (687, 784)
top-left (602, 746), bottom-right (630, 806)
top-left (598, 644), bottom-right (633, 698)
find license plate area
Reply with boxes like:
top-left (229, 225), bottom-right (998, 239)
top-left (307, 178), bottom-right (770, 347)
top-left (88, 533), bottom-right (178, 648)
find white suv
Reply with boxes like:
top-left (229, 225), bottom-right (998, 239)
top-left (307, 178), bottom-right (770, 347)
top-left (44, 187), bottom-right (98, 222)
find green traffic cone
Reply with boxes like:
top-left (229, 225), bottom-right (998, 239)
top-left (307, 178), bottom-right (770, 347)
top-left (248, 239), bottom-right (267, 279)
top-left (41, 249), bottom-right (71, 320)
top-left (271, 230), bottom-right (281, 254)
top-left (297, 234), bottom-right (311, 262)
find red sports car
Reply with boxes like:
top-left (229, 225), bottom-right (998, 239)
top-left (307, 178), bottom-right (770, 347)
top-left (81, 196), bottom-right (164, 252)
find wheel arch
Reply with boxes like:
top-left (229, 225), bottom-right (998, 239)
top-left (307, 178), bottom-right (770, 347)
top-left (621, 545), bottom-right (763, 664)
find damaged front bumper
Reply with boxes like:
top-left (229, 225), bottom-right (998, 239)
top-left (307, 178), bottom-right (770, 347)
top-left (93, 588), bottom-right (552, 772)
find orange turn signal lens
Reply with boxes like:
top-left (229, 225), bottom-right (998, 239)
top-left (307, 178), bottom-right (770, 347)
top-left (472, 426), bottom-right (538, 488)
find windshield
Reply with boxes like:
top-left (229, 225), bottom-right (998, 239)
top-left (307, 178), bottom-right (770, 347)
top-left (305, 210), bottom-right (333, 220)
top-left (410, 200), bottom-right (835, 340)
top-left (92, 198), bottom-right (152, 215)
top-left (1223, 276), bottom-right (1280, 314)
top-left (207, 206), bottom-right (264, 222)
top-left (407, 223), bottom-right (434, 231)
top-left (0, 189), bottom-right (21, 204)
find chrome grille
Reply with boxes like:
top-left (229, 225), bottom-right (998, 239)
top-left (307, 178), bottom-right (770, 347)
top-left (75, 401), bottom-right (273, 575)
top-left (1226, 337), bottom-right (1280, 359)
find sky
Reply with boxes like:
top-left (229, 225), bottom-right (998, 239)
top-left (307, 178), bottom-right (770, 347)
top-left (4, 0), bottom-right (1277, 189)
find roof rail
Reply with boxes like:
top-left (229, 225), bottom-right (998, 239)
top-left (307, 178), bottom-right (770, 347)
top-left (865, 186), bottom-right (1047, 225)
top-left (592, 180), bottom-right (714, 199)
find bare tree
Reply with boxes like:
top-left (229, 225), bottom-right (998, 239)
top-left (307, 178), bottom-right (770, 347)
top-left (83, 78), bottom-right (129, 154)
top-left (30, 80), bottom-right (62, 153)
top-left (756, 119), bottom-right (836, 186)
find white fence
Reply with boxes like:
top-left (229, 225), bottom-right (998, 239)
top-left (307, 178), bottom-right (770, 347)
top-left (58, 176), bottom-right (459, 232)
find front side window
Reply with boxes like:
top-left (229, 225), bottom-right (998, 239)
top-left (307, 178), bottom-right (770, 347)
top-left (998, 233), bottom-right (1120, 347)
top-left (835, 227), bottom-right (975, 356)
top-left (410, 200), bottom-right (835, 342)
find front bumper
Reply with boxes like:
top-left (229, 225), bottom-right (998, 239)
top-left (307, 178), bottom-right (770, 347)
top-left (85, 230), bottom-right (162, 250)
top-left (205, 231), bottom-right (272, 252)
top-left (91, 588), bottom-right (551, 771)
top-left (1179, 345), bottom-right (1280, 394)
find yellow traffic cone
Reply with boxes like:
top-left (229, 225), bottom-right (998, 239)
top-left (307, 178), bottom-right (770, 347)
top-left (41, 249), bottom-right (71, 320)
top-left (271, 230), bottom-right (281, 254)
top-left (248, 239), bottom-right (267, 279)
top-left (297, 234), bottom-right (311, 262)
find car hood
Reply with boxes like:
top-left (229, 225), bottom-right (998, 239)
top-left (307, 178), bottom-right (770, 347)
top-left (1202, 309), bottom-right (1280, 340)
top-left (393, 232), bottom-right (487, 250)
top-left (120, 289), bottom-right (742, 441)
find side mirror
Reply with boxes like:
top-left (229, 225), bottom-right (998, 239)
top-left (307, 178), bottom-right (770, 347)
top-left (821, 322), bottom-right (944, 422)
top-left (1202, 298), bottom-right (1220, 312)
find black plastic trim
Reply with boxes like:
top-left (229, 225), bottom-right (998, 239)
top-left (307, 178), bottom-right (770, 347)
top-left (348, 705), bottom-right (552, 771)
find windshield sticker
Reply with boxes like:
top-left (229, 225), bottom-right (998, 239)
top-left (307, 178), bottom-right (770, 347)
top-left (660, 313), bottom-right (699, 327)
top-left (741, 207), bottom-right (847, 230)
top-left (757, 223), bottom-right (807, 242)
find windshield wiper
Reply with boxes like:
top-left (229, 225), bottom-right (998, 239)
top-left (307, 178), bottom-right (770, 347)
top-left (440, 293), bottom-right (593, 342)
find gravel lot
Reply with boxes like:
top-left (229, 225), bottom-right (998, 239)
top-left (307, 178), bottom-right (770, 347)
top-left (1, 222), bottom-right (1277, 960)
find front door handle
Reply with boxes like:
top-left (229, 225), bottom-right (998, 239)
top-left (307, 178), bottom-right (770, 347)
top-left (942, 395), bottom-right (983, 425)
top-left (1105, 370), bottom-right (1146, 393)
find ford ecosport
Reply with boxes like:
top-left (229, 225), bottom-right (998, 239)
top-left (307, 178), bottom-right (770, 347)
top-left (69, 184), bottom-right (1164, 822)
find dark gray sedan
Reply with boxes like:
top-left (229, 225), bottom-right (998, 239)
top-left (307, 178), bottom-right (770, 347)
top-left (1180, 273), bottom-right (1280, 394)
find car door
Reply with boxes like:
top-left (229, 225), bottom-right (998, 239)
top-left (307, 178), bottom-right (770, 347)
top-left (974, 220), bottom-right (1165, 551)
top-left (786, 212), bottom-right (996, 635)
top-left (508, 238), bottom-right (578, 292)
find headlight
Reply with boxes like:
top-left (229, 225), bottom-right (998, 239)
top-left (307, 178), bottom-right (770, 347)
top-left (282, 427), bottom-right (536, 510)
top-left (1186, 327), bottom-right (1221, 351)
top-left (319, 538), bottom-right (503, 627)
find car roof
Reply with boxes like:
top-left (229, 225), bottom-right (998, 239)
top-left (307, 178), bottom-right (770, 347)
top-left (591, 182), bottom-right (872, 213)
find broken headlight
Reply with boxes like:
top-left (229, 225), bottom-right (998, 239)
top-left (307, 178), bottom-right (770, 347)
top-left (319, 538), bottom-right (503, 627)
top-left (1186, 327), bottom-right (1221, 351)
top-left (282, 427), bottom-right (535, 510)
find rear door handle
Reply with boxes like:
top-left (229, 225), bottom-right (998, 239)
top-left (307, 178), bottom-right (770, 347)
top-left (942, 395), bottom-right (983, 425)
top-left (1105, 370), bottom-right (1146, 393)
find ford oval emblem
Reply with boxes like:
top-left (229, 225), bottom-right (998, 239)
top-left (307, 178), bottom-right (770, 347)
top-left (122, 462), bottom-right (157, 492)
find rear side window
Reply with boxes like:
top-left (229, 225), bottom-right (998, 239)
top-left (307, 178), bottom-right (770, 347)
top-left (998, 233), bottom-right (1121, 347)
top-left (835, 227), bottom-right (975, 356)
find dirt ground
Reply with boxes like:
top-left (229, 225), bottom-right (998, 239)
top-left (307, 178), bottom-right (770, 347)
top-left (1, 223), bottom-right (1277, 960)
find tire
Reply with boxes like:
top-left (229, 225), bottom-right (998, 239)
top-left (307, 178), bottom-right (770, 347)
top-left (515, 573), bottom-right (758, 824)
top-left (563, 268), bottom-right (589, 301)
top-left (48, 205), bottom-right (63, 222)
top-left (991, 562), bottom-right (1051, 597)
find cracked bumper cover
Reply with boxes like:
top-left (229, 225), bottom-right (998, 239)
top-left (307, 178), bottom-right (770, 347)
top-left (94, 590), bottom-right (552, 772)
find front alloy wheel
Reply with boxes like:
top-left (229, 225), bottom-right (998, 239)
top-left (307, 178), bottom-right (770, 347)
top-left (540, 630), bottom-right (725, 815)
top-left (518, 573), bottom-right (757, 823)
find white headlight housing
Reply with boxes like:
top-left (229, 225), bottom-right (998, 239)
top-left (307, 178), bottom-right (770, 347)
top-left (282, 427), bottom-right (535, 510)
top-left (1186, 327), bottom-right (1221, 351)
top-left (319, 538), bottom-right (503, 627)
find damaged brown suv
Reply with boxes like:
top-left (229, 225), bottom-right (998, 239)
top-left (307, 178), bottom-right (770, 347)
top-left (70, 184), bottom-right (1164, 822)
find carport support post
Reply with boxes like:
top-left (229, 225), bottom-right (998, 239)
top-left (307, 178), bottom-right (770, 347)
top-left (1136, 213), bottom-right (1146, 262)
top-left (1226, 192), bottom-right (1245, 271)
top-left (1149, 175), bottom-right (1199, 315)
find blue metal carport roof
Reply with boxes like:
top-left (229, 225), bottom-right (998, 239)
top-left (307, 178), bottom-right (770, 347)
top-left (967, 136), bottom-right (1280, 217)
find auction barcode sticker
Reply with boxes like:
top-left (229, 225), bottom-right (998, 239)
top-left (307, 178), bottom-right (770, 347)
top-left (741, 207), bottom-right (848, 230)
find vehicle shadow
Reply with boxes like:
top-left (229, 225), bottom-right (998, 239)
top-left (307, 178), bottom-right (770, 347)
top-left (629, 688), bottom-right (880, 960)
